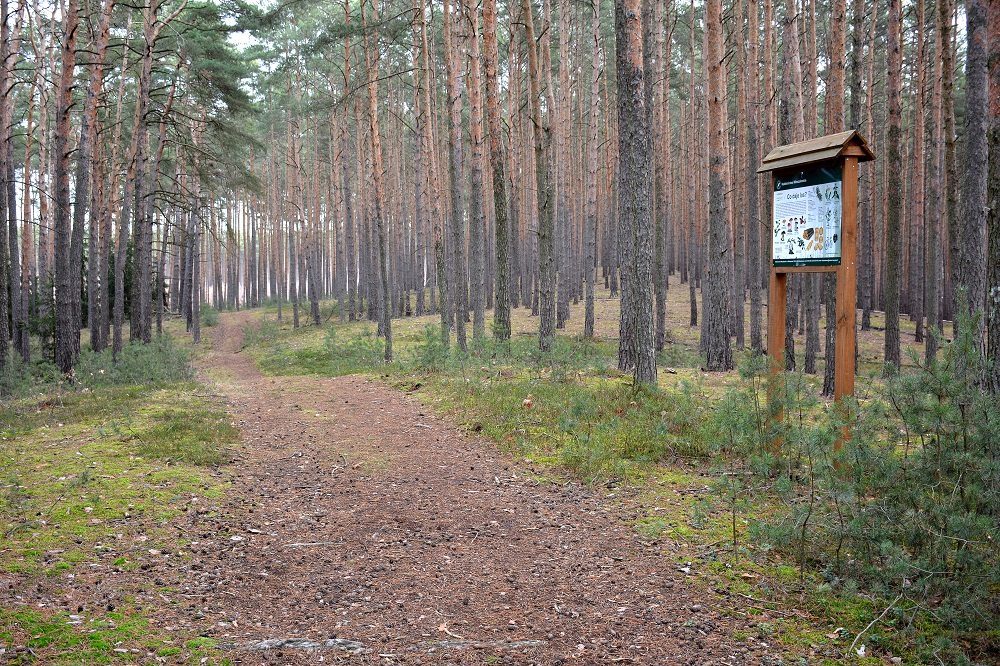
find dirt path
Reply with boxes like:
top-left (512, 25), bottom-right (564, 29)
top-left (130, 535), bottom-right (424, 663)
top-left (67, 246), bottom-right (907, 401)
top-left (160, 314), bottom-right (771, 664)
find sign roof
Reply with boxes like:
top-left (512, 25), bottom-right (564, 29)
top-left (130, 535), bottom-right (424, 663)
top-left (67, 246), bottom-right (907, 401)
top-left (758, 130), bottom-right (876, 173)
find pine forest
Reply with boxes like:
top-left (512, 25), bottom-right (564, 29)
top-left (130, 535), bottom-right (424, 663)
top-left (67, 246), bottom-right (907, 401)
top-left (1, 0), bottom-right (1000, 661)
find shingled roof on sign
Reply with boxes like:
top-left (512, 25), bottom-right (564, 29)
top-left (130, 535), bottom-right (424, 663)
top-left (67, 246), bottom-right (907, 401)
top-left (758, 130), bottom-right (876, 173)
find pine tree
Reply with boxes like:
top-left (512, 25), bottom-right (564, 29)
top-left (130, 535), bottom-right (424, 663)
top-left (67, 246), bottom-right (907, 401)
top-left (614, 0), bottom-right (656, 383)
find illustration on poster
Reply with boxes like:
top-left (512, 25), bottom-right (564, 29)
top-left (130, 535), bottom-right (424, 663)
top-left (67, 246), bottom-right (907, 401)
top-left (772, 168), bottom-right (842, 267)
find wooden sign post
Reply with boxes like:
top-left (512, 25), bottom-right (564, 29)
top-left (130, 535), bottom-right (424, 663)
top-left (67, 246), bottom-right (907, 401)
top-left (758, 131), bottom-right (875, 449)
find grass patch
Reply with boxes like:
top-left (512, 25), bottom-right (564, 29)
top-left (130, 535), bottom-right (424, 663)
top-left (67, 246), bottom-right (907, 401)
top-left (0, 335), bottom-right (235, 664)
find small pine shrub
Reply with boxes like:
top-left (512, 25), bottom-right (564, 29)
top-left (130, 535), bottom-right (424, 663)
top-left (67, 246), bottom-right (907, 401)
top-left (241, 318), bottom-right (280, 349)
top-left (76, 338), bottom-right (193, 387)
top-left (0, 357), bottom-right (60, 397)
top-left (199, 306), bottom-right (219, 327)
top-left (710, 311), bottom-right (1000, 647)
top-left (321, 326), bottom-right (384, 373)
top-left (411, 324), bottom-right (450, 371)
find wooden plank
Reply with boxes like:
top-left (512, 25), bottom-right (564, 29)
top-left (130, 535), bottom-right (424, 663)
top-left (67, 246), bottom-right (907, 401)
top-left (767, 267), bottom-right (787, 452)
top-left (757, 147), bottom-right (845, 173)
top-left (772, 265), bottom-right (840, 274)
top-left (759, 130), bottom-right (875, 173)
top-left (767, 269), bottom-right (788, 369)
top-left (834, 156), bottom-right (860, 449)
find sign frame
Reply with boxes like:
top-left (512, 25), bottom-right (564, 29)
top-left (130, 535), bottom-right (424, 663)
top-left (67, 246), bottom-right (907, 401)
top-left (758, 130), bottom-right (876, 448)
top-left (771, 166), bottom-right (844, 269)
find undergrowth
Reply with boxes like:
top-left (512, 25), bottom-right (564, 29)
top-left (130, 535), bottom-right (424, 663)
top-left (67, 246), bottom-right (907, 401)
top-left (0, 336), bottom-right (236, 664)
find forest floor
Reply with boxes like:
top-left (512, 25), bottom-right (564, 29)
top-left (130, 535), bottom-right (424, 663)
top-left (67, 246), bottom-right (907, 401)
top-left (0, 309), bottom-right (813, 666)
top-left (5, 290), bottom-right (941, 665)
top-left (173, 311), bottom-right (786, 664)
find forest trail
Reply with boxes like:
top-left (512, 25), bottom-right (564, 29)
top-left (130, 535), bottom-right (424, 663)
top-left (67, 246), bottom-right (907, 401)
top-left (175, 312), bottom-right (767, 664)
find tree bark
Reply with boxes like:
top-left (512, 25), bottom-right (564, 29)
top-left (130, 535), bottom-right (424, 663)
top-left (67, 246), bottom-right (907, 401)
top-left (362, 0), bottom-right (392, 361)
top-left (0, 0), bottom-right (14, 367)
top-left (957, 0), bottom-right (989, 326)
top-left (444, 0), bottom-right (469, 351)
top-left (483, 0), bottom-right (510, 342)
top-left (521, 0), bottom-right (555, 351)
top-left (615, 0), bottom-right (656, 383)
top-left (464, 0), bottom-right (486, 343)
top-left (883, 0), bottom-right (902, 372)
top-left (747, 0), bottom-right (763, 354)
top-left (583, 0), bottom-right (601, 339)
top-left (822, 0), bottom-right (846, 394)
top-left (703, 0), bottom-right (733, 371)
top-left (54, 0), bottom-right (80, 374)
top-left (986, 0), bottom-right (1000, 389)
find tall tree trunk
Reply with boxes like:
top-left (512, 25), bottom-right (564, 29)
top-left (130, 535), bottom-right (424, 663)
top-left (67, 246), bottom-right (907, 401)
top-left (942, 0), bottom-right (957, 324)
top-left (822, 0), bottom-right (846, 394)
top-left (363, 0), bottom-right (392, 361)
top-left (615, 0), bottom-right (656, 383)
top-left (925, 0), bottom-right (945, 364)
top-left (444, 0), bottom-right (468, 350)
top-left (0, 0), bottom-right (14, 367)
top-left (464, 0), bottom-right (486, 343)
top-left (909, 0), bottom-right (927, 345)
top-left (4, 2), bottom-right (23, 363)
top-left (583, 0), bottom-right (601, 339)
top-left (747, 0), bottom-right (763, 354)
top-left (79, 0), bottom-right (114, 354)
top-left (957, 0), bottom-right (989, 326)
top-left (410, 32), bottom-right (427, 319)
top-left (483, 0), bottom-right (510, 341)
top-left (883, 0), bottom-right (902, 372)
top-left (521, 0), bottom-right (555, 351)
top-left (859, 0), bottom-right (877, 331)
top-left (54, 0), bottom-right (80, 374)
top-left (779, 0), bottom-right (804, 371)
top-left (687, 0), bottom-right (697, 329)
top-left (985, 0), bottom-right (1000, 389)
top-left (554, 0), bottom-right (571, 330)
top-left (703, 0), bottom-right (733, 371)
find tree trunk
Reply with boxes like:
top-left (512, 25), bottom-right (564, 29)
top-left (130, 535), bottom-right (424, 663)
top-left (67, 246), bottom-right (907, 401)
top-left (54, 0), bottom-right (80, 374)
top-left (444, 0), bottom-right (468, 351)
top-left (822, 0), bottom-right (846, 394)
top-left (883, 0), bottom-right (902, 372)
top-left (362, 0), bottom-right (392, 361)
top-left (483, 0), bottom-right (510, 342)
top-left (464, 0), bottom-right (486, 343)
top-left (583, 0), bottom-right (601, 339)
top-left (615, 0), bottom-right (656, 383)
top-left (957, 0), bottom-right (989, 326)
top-left (747, 0), bottom-right (763, 354)
top-left (703, 0), bottom-right (733, 371)
top-left (0, 0), bottom-right (14, 367)
top-left (779, 0), bottom-right (804, 371)
top-left (986, 0), bottom-right (1000, 389)
top-left (521, 0), bottom-right (555, 351)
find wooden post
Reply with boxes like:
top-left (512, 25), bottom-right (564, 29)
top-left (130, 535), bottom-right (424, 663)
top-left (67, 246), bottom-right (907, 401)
top-left (766, 270), bottom-right (787, 448)
top-left (834, 157), bottom-right (859, 404)
top-left (758, 131), bottom-right (875, 454)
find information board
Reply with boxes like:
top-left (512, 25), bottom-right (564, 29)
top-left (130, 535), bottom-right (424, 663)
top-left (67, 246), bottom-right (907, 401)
top-left (771, 166), bottom-right (843, 267)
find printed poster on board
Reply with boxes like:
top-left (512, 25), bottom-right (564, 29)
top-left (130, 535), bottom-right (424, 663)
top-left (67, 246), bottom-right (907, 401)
top-left (772, 166), bottom-right (842, 267)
